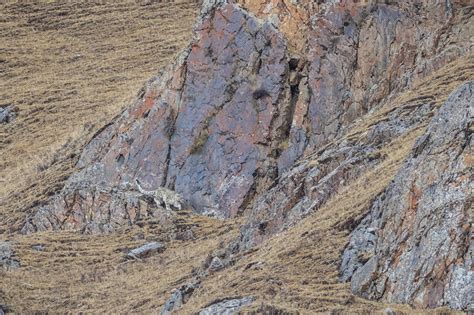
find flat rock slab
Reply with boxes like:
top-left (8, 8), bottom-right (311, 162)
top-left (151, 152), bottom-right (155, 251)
top-left (126, 242), bottom-right (165, 260)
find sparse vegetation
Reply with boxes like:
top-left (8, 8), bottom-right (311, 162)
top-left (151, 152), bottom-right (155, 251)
top-left (1, 1), bottom-right (472, 314)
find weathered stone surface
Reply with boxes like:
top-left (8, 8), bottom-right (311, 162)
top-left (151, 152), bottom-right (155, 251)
top-left (342, 82), bottom-right (473, 310)
top-left (239, 86), bottom-right (437, 249)
top-left (126, 242), bottom-right (165, 260)
top-left (277, 0), bottom-right (473, 171)
top-left (198, 296), bottom-right (255, 315)
top-left (24, 1), bottom-right (472, 236)
top-left (0, 242), bottom-right (20, 270)
top-left (208, 256), bottom-right (225, 272)
top-left (24, 1), bottom-right (293, 232)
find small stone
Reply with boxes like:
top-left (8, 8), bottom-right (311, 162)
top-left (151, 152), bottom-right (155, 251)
top-left (208, 257), bottom-right (224, 271)
top-left (31, 244), bottom-right (45, 251)
top-left (383, 307), bottom-right (395, 315)
top-left (160, 289), bottom-right (183, 315)
top-left (160, 280), bottom-right (198, 315)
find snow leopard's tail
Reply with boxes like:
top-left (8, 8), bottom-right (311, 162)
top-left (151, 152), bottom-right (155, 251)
top-left (135, 179), bottom-right (155, 196)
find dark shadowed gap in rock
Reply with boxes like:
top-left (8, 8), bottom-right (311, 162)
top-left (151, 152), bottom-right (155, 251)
top-left (273, 57), bottom-right (307, 161)
top-left (252, 88), bottom-right (270, 100)
top-left (163, 108), bottom-right (176, 188)
top-left (116, 154), bottom-right (125, 166)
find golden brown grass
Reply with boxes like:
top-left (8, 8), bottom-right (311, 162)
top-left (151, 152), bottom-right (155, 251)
top-left (0, 1), bottom-right (199, 231)
top-left (3, 55), bottom-right (471, 314)
top-left (1, 2), bottom-right (473, 313)
top-left (2, 213), bottom-right (241, 313)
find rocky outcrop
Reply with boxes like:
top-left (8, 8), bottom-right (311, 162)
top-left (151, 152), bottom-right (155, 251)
top-left (238, 77), bottom-right (443, 249)
top-left (238, 0), bottom-right (473, 173)
top-left (341, 82), bottom-right (473, 310)
top-left (0, 242), bottom-right (20, 270)
top-left (8, 0), bottom-right (474, 313)
top-left (23, 1), bottom-right (294, 233)
top-left (23, 1), bottom-right (472, 235)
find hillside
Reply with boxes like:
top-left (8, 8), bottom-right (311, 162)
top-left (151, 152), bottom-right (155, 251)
top-left (0, 1), bottom-right (198, 231)
top-left (1, 1), bottom-right (472, 314)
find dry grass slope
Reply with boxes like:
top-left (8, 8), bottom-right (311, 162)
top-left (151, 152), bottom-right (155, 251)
top-left (1, 1), bottom-right (473, 313)
top-left (2, 51), bottom-right (471, 312)
top-left (0, 1), bottom-right (199, 231)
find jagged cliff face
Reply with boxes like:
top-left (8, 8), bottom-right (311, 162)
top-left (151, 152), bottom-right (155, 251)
top-left (19, 0), bottom-right (473, 312)
top-left (341, 82), bottom-right (473, 309)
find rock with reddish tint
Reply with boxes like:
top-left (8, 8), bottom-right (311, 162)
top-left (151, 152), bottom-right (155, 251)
top-left (342, 82), bottom-right (473, 310)
top-left (23, 2), bottom-right (293, 232)
top-left (239, 88), bottom-right (437, 249)
top-left (277, 1), bottom-right (473, 171)
top-left (23, 1), bottom-right (472, 237)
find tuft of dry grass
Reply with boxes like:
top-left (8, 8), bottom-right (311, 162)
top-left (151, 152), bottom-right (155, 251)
top-left (0, 1), bottom-right (199, 231)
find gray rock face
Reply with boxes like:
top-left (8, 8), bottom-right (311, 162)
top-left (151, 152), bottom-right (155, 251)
top-left (342, 82), bottom-right (473, 310)
top-left (127, 242), bottom-right (165, 260)
top-left (22, 1), bottom-right (472, 237)
top-left (239, 86), bottom-right (436, 249)
top-left (23, 1), bottom-right (293, 233)
top-left (199, 296), bottom-right (255, 315)
top-left (0, 242), bottom-right (20, 270)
